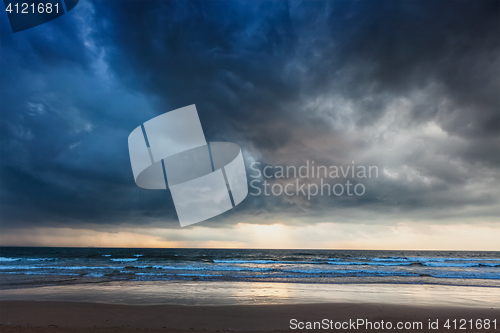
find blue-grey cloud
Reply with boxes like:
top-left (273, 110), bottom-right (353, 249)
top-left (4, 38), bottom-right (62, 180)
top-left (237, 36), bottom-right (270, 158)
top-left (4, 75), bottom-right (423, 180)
top-left (0, 0), bottom-right (498, 229)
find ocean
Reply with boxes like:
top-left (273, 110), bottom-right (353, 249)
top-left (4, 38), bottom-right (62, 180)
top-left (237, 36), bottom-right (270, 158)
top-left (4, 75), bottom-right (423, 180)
top-left (1, 248), bottom-right (499, 289)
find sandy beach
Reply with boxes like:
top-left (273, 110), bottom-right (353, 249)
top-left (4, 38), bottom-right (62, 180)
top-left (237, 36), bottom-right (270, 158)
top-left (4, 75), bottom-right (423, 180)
top-left (1, 300), bottom-right (499, 333)
top-left (1, 281), bottom-right (499, 333)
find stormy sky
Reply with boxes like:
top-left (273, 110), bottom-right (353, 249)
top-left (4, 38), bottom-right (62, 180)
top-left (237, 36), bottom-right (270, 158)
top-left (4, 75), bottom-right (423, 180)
top-left (0, 0), bottom-right (498, 249)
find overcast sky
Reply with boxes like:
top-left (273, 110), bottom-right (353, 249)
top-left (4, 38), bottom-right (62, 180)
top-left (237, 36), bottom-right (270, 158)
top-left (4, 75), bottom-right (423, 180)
top-left (0, 0), bottom-right (498, 249)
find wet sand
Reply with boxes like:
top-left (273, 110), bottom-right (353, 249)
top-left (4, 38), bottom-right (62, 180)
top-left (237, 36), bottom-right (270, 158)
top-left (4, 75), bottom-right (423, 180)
top-left (1, 301), bottom-right (499, 333)
top-left (1, 281), bottom-right (499, 332)
top-left (2, 280), bottom-right (500, 307)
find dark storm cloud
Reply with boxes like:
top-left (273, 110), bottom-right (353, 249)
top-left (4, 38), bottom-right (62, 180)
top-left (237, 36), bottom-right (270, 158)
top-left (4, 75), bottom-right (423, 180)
top-left (0, 2), bottom-right (180, 227)
top-left (323, 1), bottom-right (500, 142)
top-left (0, 0), bottom-right (498, 229)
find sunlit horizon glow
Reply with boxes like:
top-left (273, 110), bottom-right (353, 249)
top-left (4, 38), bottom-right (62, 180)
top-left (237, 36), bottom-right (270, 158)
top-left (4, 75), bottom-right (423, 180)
top-left (1, 222), bottom-right (499, 250)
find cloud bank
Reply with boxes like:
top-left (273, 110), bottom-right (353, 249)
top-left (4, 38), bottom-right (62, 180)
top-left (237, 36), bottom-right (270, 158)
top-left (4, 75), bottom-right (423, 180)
top-left (0, 1), bottom-right (498, 235)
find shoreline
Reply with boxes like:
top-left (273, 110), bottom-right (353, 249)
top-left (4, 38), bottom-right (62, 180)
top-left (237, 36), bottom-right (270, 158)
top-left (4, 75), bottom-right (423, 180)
top-left (2, 279), bottom-right (499, 332)
top-left (1, 301), bottom-right (499, 333)
top-left (1, 280), bottom-right (499, 307)
top-left (1, 273), bottom-right (500, 291)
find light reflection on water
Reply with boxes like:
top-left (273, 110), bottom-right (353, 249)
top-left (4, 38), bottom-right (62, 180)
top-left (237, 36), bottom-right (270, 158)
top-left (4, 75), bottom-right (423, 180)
top-left (1, 281), bottom-right (499, 307)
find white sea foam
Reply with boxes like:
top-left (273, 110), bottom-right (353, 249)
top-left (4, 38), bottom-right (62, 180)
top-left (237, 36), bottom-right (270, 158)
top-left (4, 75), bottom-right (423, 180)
top-left (0, 257), bottom-right (21, 262)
